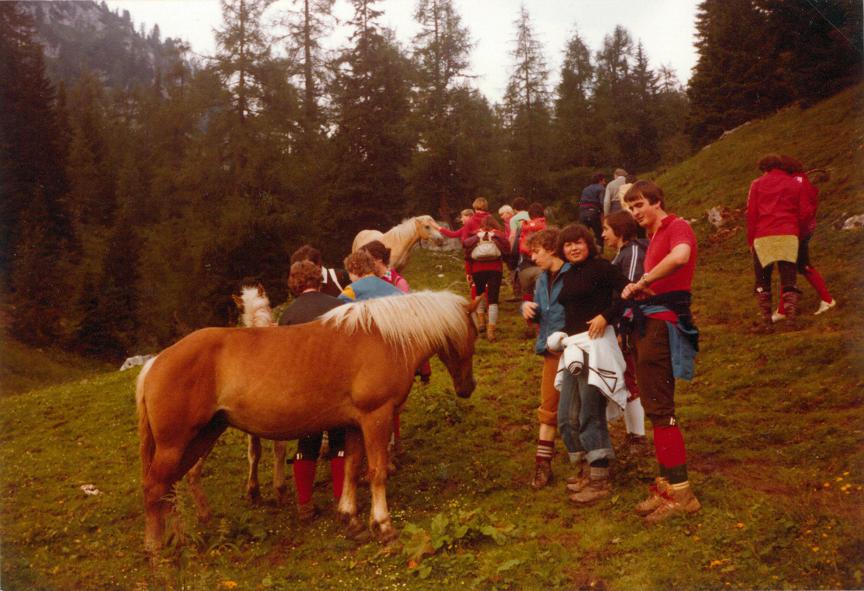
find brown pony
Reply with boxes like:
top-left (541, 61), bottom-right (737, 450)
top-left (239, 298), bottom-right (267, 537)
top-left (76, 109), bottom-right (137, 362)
top-left (137, 291), bottom-right (478, 553)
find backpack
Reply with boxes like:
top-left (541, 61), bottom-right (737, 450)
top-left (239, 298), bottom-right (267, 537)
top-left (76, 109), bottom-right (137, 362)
top-left (518, 217), bottom-right (546, 256)
top-left (471, 232), bottom-right (502, 261)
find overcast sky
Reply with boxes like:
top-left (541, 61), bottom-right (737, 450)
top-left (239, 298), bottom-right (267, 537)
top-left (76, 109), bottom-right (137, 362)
top-left (106, 0), bottom-right (699, 103)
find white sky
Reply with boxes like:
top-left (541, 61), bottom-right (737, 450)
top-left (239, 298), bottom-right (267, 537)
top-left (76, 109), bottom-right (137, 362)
top-left (106, 0), bottom-right (699, 103)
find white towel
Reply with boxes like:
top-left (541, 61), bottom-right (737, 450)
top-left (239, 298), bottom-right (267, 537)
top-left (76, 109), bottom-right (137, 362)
top-left (548, 327), bottom-right (629, 420)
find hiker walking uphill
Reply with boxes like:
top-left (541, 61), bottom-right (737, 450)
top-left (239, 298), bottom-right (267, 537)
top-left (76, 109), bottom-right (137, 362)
top-left (604, 168), bottom-right (628, 216)
top-left (746, 154), bottom-right (814, 332)
top-left (772, 155), bottom-right (836, 322)
top-left (462, 215), bottom-right (509, 341)
top-left (621, 180), bottom-right (701, 522)
top-left (578, 172), bottom-right (607, 249)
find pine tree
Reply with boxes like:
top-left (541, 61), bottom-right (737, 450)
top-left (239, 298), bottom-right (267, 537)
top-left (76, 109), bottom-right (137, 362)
top-left (553, 29), bottom-right (593, 169)
top-left (502, 5), bottom-right (552, 200)
top-left (407, 0), bottom-right (476, 219)
top-left (326, 0), bottom-right (415, 253)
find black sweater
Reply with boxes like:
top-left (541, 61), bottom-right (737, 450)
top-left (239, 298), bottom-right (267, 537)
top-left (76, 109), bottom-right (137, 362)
top-left (557, 257), bottom-right (629, 335)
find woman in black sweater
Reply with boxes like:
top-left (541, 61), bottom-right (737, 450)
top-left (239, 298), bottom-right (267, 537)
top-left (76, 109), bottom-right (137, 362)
top-left (555, 224), bottom-right (629, 505)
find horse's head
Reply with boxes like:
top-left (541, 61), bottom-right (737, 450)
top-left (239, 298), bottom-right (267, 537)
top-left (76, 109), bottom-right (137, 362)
top-left (415, 215), bottom-right (444, 245)
top-left (437, 298), bottom-right (480, 398)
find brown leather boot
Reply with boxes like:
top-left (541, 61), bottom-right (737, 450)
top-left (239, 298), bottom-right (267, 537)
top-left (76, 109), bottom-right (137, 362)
top-left (780, 290), bottom-right (800, 330)
top-left (530, 460), bottom-right (553, 490)
top-left (644, 483), bottom-right (701, 523)
top-left (569, 467), bottom-right (611, 503)
top-left (753, 289), bottom-right (773, 334)
top-left (475, 311), bottom-right (486, 332)
top-left (297, 501), bottom-right (318, 523)
top-left (486, 323), bottom-right (496, 342)
top-left (634, 477), bottom-right (671, 515)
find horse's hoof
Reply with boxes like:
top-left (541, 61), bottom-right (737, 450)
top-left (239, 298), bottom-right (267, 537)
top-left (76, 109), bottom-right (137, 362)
top-left (246, 489), bottom-right (262, 504)
top-left (377, 526), bottom-right (400, 545)
top-left (344, 517), bottom-right (370, 542)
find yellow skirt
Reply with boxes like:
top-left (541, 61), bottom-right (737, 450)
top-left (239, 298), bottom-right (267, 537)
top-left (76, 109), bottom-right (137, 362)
top-left (753, 235), bottom-right (798, 267)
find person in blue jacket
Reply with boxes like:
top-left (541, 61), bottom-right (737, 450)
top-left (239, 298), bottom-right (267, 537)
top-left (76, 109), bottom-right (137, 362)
top-left (520, 228), bottom-right (574, 489)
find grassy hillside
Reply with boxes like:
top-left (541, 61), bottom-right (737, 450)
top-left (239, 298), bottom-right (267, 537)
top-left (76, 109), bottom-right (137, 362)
top-left (1, 86), bottom-right (862, 590)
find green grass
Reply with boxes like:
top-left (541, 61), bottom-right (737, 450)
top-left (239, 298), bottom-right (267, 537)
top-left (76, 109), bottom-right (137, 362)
top-left (1, 86), bottom-right (864, 590)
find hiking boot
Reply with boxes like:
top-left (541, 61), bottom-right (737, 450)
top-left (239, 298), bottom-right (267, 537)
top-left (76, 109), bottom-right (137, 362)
top-left (565, 476), bottom-right (590, 493)
top-left (634, 477), bottom-right (671, 516)
top-left (297, 502), bottom-right (318, 523)
top-left (780, 290), bottom-right (800, 330)
top-left (814, 298), bottom-right (836, 315)
top-left (475, 311), bottom-right (486, 332)
top-left (530, 460), bottom-right (553, 490)
top-left (569, 476), bottom-right (610, 504)
top-left (487, 323), bottom-right (496, 342)
top-left (753, 289), bottom-right (773, 333)
top-left (644, 483), bottom-right (701, 523)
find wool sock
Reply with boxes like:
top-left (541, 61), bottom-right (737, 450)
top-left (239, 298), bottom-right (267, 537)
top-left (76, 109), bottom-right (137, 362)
top-left (292, 458), bottom-right (317, 505)
top-left (653, 425), bottom-right (688, 484)
top-left (330, 455), bottom-right (345, 500)
top-left (590, 458), bottom-right (609, 468)
top-left (624, 398), bottom-right (646, 436)
top-left (536, 439), bottom-right (554, 463)
top-left (488, 303), bottom-right (499, 326)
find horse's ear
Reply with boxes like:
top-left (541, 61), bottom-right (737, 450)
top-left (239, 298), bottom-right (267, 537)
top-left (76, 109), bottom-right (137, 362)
top-left (467, 296), bottom-right (482, 314)
top-left (232, 294), bottom-right (243, 308)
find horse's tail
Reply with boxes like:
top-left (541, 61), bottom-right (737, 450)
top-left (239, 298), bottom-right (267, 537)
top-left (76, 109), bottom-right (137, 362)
top-left (136, 356), bottom-right (157, 481)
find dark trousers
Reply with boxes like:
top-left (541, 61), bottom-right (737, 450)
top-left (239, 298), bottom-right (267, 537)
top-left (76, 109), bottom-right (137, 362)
top-left (632, 318), bottom-right (675, 424)
top-left (578, 207), bottom-right (604, 250)
top-left (472, 270), bottom-right (502, 305)
top-left (296, 428), bottom-right (345, 460)
top-left (752, 253), bottom-right (797, 294)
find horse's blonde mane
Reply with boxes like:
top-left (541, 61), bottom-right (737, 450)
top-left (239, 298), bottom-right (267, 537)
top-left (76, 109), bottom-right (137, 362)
top-left (239, 286), bottom-right (274, 328)
top-left (383, 216), bottom-right (429, 245)
top-left (320, 291), bottom-right (469, 358)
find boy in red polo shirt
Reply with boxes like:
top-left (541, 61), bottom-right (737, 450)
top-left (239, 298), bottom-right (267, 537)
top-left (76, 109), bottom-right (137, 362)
top-left (621, 180), bottom-right (701, 522)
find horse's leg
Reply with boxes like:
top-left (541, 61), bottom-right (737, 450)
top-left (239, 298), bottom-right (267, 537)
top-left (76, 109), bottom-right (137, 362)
top-left (272, 440), bottom-right (289, 506)
top-left (246, 435), bottom-right (262, 503)
top-left (360, 406), bottom-right (398, 543)
top-left (338, 427), bottom-right (366, 539)
top-left (143, 445), bottom-right (185, 554)
top-left (185, 455), bottom-right (212, 522)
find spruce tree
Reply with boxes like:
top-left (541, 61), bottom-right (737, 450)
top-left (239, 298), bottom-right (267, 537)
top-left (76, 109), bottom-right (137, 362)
top-left (553, 29), bottom-right (594, 169)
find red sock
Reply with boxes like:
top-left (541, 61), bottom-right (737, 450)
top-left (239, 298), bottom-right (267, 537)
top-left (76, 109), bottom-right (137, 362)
top-left (803, 266), bottom-right (832, 303)
top-left (653, 425), bottom-right (687, 469)
top-left (330, 456), bottom-right (345, 500)
top-left (292, 459), bottom-right (316, 505)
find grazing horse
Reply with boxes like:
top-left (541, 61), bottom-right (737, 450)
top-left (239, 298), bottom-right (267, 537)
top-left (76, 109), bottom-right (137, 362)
top-left (185, 285), bottom-right (289, 519)
top-left (352, 215), bottom-right (444, 270)
top-left (137, 291), bottom-right (478, 553)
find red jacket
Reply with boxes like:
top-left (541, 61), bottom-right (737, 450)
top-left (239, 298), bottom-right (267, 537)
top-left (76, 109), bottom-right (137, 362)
top-left (746, 169), bottom-right (814, 246)
top-left (462, 210), bottom-right (490, 236)
top-left (462, 229), bottom-right (509, 273)
top-left (793, 172), bottom-right (819, 237)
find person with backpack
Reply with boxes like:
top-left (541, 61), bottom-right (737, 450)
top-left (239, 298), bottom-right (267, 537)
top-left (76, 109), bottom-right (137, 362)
top-left (516, 203), bottom-right (547, 304)
top-left (290, 244), bottom-right (351, 298)
top-left (462, 216), bottom-right (509, 341)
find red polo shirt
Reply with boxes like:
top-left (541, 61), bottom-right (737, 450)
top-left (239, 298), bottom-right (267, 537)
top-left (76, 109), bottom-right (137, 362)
top-left (645, 214), bottom-right (697, 321)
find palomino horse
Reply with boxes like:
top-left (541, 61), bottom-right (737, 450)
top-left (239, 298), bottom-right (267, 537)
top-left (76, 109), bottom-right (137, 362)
top-left (352, 215), bottom-right (444, 270)
top-left (184, 285), bottom-right (289, 521)
top-left (137, 291), bottom-right (478, 552)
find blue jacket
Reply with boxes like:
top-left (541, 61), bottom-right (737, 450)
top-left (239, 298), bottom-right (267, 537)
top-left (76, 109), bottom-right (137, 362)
top-left (338, 275), bottom-right (402, 302)
top-left (527, 262), bottom-right (571, 355)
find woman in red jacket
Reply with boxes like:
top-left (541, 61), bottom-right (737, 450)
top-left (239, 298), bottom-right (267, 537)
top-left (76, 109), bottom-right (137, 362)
top-left (746, 154), bottom-right (814, 330)
top-left (462, 216), bottom-right (509, 341)
top-left (771, 156), bottom-right (836, 321)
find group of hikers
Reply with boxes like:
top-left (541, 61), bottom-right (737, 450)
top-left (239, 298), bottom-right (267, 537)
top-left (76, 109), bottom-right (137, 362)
top-left (261, 154), bottom-right (834, 526)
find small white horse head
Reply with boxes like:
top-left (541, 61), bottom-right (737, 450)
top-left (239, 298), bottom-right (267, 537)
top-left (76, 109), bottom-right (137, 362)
top-left (233, 283), bottom-right (274, 327)
top-left (414, 215), bottom-right (443, 244)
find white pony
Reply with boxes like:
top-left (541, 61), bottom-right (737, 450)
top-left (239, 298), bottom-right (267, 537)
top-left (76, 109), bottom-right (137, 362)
top-left (352, 215), bottom-right (443, 270)
top-left (184, 284), bottom-right (289, 520)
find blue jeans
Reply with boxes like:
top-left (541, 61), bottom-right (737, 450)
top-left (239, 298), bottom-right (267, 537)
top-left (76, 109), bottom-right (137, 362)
top-left (556, 370), bottom-right (583, 454)
top-left (558, 358), bottom-right (615, 464)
